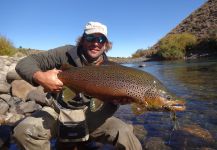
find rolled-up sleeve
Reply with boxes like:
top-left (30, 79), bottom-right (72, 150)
top-left (15, 45), bottom-right (72, 86)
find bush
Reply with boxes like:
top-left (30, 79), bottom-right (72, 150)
top-left (132, 49), bottom-right (146, 58)
top-left (157, 48), bottom-right (185, 60)
top-left (0, 35), bottom-right (16, 56)
top-left (157, 33), bottom-right (197, 60)
top-left (186, 37), bottom-right (217, 57)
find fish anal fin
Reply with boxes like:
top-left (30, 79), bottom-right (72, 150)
top-left (131, 103), bottom-right (147, 115)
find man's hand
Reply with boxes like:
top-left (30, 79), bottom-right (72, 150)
top-left (33, 69), bottom-right (63, 93)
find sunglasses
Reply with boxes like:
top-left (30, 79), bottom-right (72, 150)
top-left (84, 35), bottom-right (107, 44)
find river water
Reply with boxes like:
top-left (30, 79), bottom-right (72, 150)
top-left (115, 58), bottom-right (217, 149)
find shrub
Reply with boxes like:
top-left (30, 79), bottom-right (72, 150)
top-left (187, 37), bottom-right (217, 57)
top-left (157, 33), bottom-right (197, 60)
top-left (132, 49), bottom-right (146, 58)
top-left (0, 35), bottom-right (16, 56)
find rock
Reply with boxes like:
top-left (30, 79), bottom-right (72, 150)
top-left (0, 99), bottom-right (9, 115)
top-left (143, 137), bottom-right (171, 150)
top-left (26, 89), bottom-right (47, 106)
top-left (169, 124), bottom-right (216, 149)
top-left (7, 63), bottom-right (17, 72)
top-left (0, 94), bottom-right (11, 102)
top-left (9, 101), bottom-right (42, 114)
top-left (6, 113), bottom-right (25, 126)
top-left (138, 63), bottom-right (146, 68)
top-left (0, 81), bottom-right (10, 94)
top-left (11, 80), bottom-right (36, 101)
top-left (0, 113), bottom-right (25, 126)
top-left (7, 97), bottom-right (22, 107)
top-left (133, 124), bottom-right (147, 143)
top-left (0, 73), bottom-right (6, 82)
top-left (6, 70), bottom-right (22, 83)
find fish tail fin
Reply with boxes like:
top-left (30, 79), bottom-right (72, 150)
top-left (131, 103), bottom-right (147, 115)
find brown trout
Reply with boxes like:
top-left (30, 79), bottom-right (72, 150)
top-left (58, 65), bottom-right (185, 115)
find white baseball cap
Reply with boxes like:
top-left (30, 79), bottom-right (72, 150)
top-left (84, 21), bottom-right (108, 38)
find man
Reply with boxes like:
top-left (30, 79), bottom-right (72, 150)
top-left (14, 21), bottom-right (142, 150)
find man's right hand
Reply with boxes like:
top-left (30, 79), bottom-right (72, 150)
top-left (33, 69), bottom-right (63, 93)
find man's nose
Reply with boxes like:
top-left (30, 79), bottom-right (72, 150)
top-left (92, 41), bottom-right (100, 46)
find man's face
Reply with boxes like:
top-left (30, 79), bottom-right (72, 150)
top-left (82, 33), bottom-right (107, 60)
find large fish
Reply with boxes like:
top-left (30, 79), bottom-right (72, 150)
top-left (58, 65), bottom-right (185, 115)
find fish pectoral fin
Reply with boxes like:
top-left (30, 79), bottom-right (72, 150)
top-left (62, 86), bottom-right (77, 102)
top-left (90, 98), bottom-right (104, 112)
top-left (131, 103), bottom-right (148, 115)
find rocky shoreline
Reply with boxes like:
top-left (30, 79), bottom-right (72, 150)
top-left (0, 56), bottom-right (50, 148)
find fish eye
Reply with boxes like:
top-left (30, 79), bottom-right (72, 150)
top-left (166, 95), bottom-right (172, 101)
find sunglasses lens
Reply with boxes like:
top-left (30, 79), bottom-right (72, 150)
top-left (85, 35), bottom-right (107, 43)
top-left (85, 35), bottom-right (95, 42)
top-left (98, 36), bottom-right (106, 43)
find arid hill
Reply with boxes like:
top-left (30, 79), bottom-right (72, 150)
top-left (152, 0), bottom-right (217, 50)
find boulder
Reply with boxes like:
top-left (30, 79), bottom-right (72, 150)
top-left (0, 113), bottom-right (25, 126)
top-left (7, 97), bottom-right (22, 107)
top-left (143, 137), bottom-right (171, 150)
top-left (0, 99), bottom-right (9, 115)
top-left (9, 101), bottom-right (42, 114)
top-left (11, 80), bottom-right (36, 101)
top-left (26, 89), bottom-right (47, 106)
top-left (0, 94), bottom-right (11, 102)
top-left (6, 70), bottom-right (22, 83)
top-left (0, 81), bottom-right (10, 94)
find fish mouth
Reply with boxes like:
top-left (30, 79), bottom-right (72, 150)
top-left (164, 100), bottom-right (186, 111)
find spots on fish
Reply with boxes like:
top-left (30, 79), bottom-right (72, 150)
top-left (58, 65), bottom-right (185, 114)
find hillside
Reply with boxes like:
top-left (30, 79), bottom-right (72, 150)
top-left (132, 0), bottom-right (217, 59)
top-left (170, 0), bottom-right (216, 39)
top-left (152, 0), bottom-right (217, 50)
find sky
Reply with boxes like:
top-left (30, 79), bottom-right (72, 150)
top-left (0, 0), bottom-right (206, 57)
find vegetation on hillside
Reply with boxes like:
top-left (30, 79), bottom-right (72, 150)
top-left (156, 33), bottom-right (197, 60)
top-left (132, 31), bottom-right (217, 60)
top-left (132, 48), bottom-right (158, 58)
top-left (132, 49), bottom-right (147, 58)
top-left (186, 28), bottom-right (217, 57)
top-left (0, 35), bottom-right (16, 56)
top-left (0, 35), bottom-right (43, 57)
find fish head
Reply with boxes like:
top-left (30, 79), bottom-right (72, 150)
top-left (132, 87), bottom-right (186, 115)
top-left (145, 88), bottom-right (186, 112)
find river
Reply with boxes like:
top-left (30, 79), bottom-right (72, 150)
top-left (115, 58), bottom-right (217, 149)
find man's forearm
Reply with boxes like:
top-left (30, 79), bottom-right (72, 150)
top-left (15, 55), bottom-right (42, 86)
